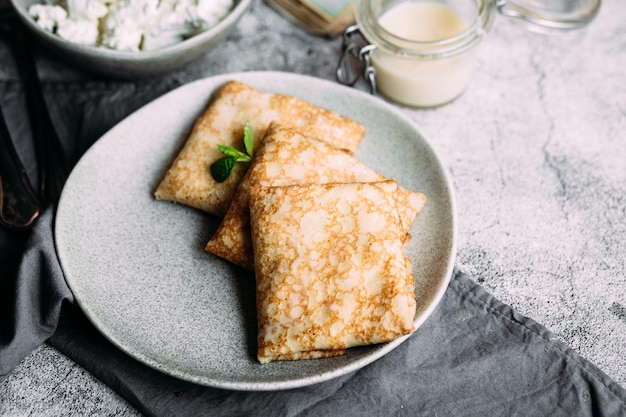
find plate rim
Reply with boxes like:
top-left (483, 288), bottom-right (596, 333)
top-left (55, 71), bottom-right (457, 391)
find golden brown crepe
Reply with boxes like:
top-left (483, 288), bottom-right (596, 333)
top-left (205, 123), bottom-right (427, 270)
top-left (248, 181), bottom-right (417, 363)
top-left (154, 80), bottom-right (366, 217)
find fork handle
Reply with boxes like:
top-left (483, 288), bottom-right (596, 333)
top-left (0, 106), bottom-right (41, 231)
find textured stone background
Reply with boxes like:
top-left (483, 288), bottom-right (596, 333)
top-left (1, 0), bottom-right (624, 415)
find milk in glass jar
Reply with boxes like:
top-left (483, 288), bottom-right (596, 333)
top-left (338, 0), bottom-right (601, 108)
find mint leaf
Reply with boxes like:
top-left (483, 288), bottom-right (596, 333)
top-left (209, 121), bottom-right (254, 182)
top-left (243, 121), bottom-right (254, 158)
top-left (216, 144), bottom-right (251, 162)
top-left (210, 156), bottom-right (237, 183)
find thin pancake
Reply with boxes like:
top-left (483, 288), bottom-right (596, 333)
top-left (154, 80), bottom-right (366, 217)
top-left (248, 181), bottom-right (416, 363)
top-left (205, 123), bottom-right (427, 270)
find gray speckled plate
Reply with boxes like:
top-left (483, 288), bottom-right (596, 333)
top-left (55, 71), bottom-right (456, 391)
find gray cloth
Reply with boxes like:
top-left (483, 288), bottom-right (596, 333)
top-left (0, 207), bottom-right (72, 378)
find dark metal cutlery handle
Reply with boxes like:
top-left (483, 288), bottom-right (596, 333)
top-left (0, 14), bottom-right (69, 230)
top-left (11, 28), bottom-right (70, 207)
top-left (0, 106), bottom-right (42, 231)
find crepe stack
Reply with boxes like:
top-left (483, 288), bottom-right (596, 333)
top-left (154, 80), bottom-right (365, 217)
top-left (155, 82), bottom-right (426, 364)
top-left (205, 123), bottom-right (424, 363)
top-left (249, 181), bottom-right (417, 363)
top-left (205, 123), bottom-right (427, 271)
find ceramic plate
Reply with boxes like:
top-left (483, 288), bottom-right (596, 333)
top-left (55, 71), bottom-right (456, 391)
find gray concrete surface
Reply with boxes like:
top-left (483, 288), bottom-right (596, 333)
top-left (1, 0), bottom-right (625, 415)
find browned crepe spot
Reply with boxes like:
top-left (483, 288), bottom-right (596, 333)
top-left (154, 80), bottom-right (365, 217)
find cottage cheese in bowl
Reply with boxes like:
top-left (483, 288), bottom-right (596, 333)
top-left (28, 0), bottom-right (234, 51)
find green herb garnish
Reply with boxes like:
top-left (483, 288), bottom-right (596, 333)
top-left (210, 121), bottom-right (254, 182)
top-left (243, 120), bottom-right (254, 157)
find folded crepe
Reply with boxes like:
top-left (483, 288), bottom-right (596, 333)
top-left (248, 180), bottom-right (417, 363)
top-left (154, 80), bottom-right (366, 217)
top-left (205, 123), bottom-right (427, 270)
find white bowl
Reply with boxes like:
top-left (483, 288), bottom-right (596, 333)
top-left (9, 0), bottom-right (251, 78)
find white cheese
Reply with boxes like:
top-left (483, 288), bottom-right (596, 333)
top-left (57, 18), bottom-right (100, 45)
top-left (28, 4), bottom-right (67, 33)
top-left (28, 0), bottom-right (234, 51)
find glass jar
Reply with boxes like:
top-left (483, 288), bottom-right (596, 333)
top-left (337, 0), bottom-right (601, 108)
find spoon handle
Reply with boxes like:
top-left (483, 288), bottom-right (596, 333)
top-left (0, 105), bottom-right (41, 231)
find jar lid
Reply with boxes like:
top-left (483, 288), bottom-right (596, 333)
top-left (497, 0), bottom-right (601, 33)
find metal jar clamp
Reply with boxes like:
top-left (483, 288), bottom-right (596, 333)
top-left (336, 24), bottom-right (378, 95)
